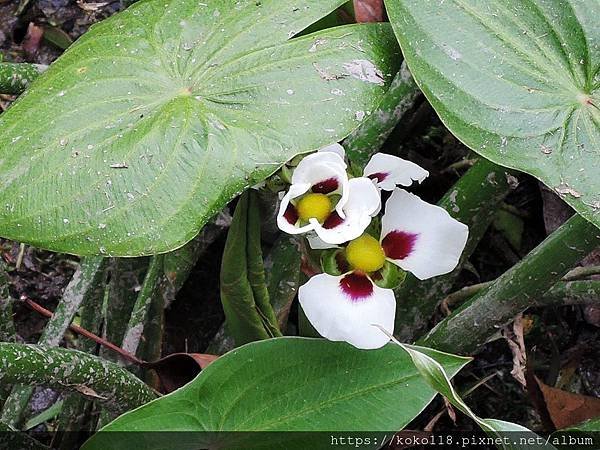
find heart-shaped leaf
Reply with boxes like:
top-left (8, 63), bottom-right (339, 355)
top-left (0, 0), bottom-right (400, 256)
top-left (385, 0), bottom-right (600, 229)
top-left (82, 337), bottom-right (470, 450)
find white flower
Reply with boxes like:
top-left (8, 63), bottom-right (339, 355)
top-left (278, 145), bottom-right (432, 247)
top-left (299, 188), bottom-right (469, 349)
top-left (277, 144), bottom-right (380, 245)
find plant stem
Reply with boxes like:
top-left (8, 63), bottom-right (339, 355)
top-left (56, 264), bottom-right (108, 449)
top-left (562, 265), bottom-right (600, 281)
top-left (121, 255), bottom-right (164, 357)
top-left (220, 191), bottom-right (281, 346)
top-left (444, 280), bottom-right (600, 311)
top-left (394, 159), bottom-right (512, 341)
top-left (1, 257), bottom-right (108, 427)
top-left (0, 63), bottom-right (47, 95)
top-left (535, 280), bottom-right (600, 307)
top-left (102, 258), bottom-right (148, 359)
top-left (343, 61), bottom-right (420, 169)
top-left (420, 214), bottom-right (600, 354)
top-left (42, 257), bottom-right (108, 348)
top-left (0, 261), bottom-right (15, 343)
top-left (0, 343), bottom-right (156, 413)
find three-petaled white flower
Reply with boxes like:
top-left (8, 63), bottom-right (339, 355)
top-left (299, 189), bottom-right (469, 350)
top-left (277, 144), bottom-right (381, 245)
top-left (277, 144), bottom-right (430, 245)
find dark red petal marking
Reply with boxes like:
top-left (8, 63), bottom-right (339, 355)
top-left (311, 177), bottom-right (339, 194)
top-left (381, 230), bottom-right (418, 260)
top-left (339, 273), bottom-right (373, 301)
top-left (322, 211), bottom-right (344, 229)
top-left (283, 204), bottom-right (299, 225)
top-left (368, 172), bottom-right (388, 183)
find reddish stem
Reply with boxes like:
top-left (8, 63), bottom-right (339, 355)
top-left (20, 296), bottom-right (145, 366)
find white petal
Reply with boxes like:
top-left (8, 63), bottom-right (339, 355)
top-left (306, 232), bottom-right (338, 250)
top-left (292, 151), bottom-right (349, 217)
top-left (314, 177), bottom-right (381, 245)
top-left (299, 273), bottom-right (395, 349)
top-left (318, 143), bottom-right (346, 160)
top-left (364, 153), bottom-right (429, 191)
top-left (292, 152), bottom-right (347, 188)
top-left (381, 189), bottom-right (469, 280)
top-left (276, 183), bottom-right (315, 235)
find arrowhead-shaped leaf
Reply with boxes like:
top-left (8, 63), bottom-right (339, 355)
top-left (385, 0), bottom-right (600, 229)
top-left (0, 0), bottom-right (400, 256)
top-left (82, 338), bottom-right (470, 450)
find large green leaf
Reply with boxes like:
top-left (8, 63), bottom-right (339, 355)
top-left (0, 0), bottom-right (400, 256)
top-left (82, 337), bottom-right (469, 450)
top-left (386, 0), bottom-right (600, 229)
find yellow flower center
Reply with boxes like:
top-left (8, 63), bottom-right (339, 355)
top-left (346, 234), bottom-right (386, 273)
top-left (296, 193), bottom-right (332, 223)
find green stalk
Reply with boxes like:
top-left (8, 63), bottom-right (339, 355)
top-left (121, 255), bottom-right (164, 358)
top-left (1, 257), bottom-right (108, 427)
top-left (101, 258), bottom-right (148, 358)
top-left (394, 159), bottom-right (512, 341)
top-left (0, 63), bottom-right (47, 95)
top-left (41, 258), bottom-right (108, 348)
top-left (96, 258), bottom-right (148, 428)
top-left (0, 261), bottom-right (15, 343)
top-left (445, 280), bottom-right (600, 311)
top-left (538, 280), bottom-right (600, 307)
top-left (420, 214), bottom-right (600, 354)
top-left (56, 264), bottom-right (109, 447)
top-left (0, 343), bottom-right (156, 413)
top-left (343, 62), bottom-right (420, 170)
top-left (247, 192), bottom-right (281, 337)
top-left (0, 261), bottom-right (15, 408)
